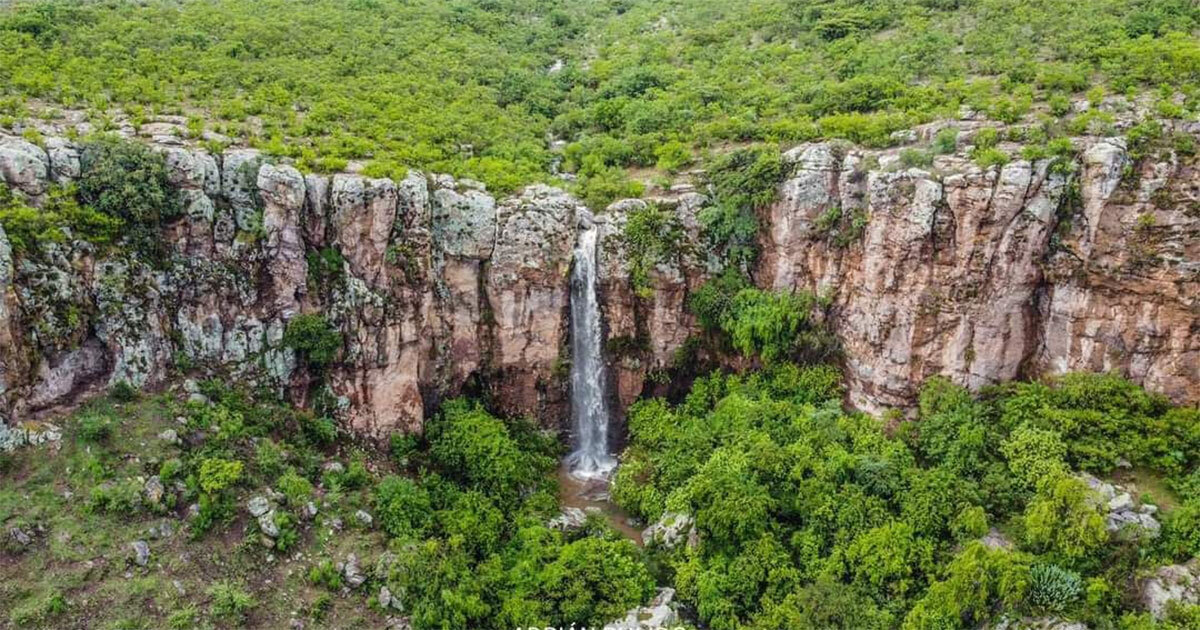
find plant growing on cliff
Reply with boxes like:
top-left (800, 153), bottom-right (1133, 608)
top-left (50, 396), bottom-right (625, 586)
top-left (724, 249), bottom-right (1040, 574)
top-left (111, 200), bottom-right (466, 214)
top-left (699, 146), bottom-right (787, 269)
top-left (283, 314), bottom-right (342, 368)
top-left (622, 202), bottom-right (685, 297)
top-left (719, 288), bottom-right (835, 364)
top-left (77, 135), bottom-right (178, 262)
top-left (0, 183), bottom-right (121, 255)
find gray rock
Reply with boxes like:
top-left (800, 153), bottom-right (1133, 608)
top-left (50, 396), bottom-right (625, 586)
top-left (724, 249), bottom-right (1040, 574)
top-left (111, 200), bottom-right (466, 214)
top-left (1108, 492), bottom-right (1134, 513)
top-left (1141, 559), bottom-right (1200, 618)
top-left (248, 496), bottom-right (272, 517)
top-left (548, 507), bottom-right (588, 531)
top-left (9, 527), bottom-right (31, 546)
top-left (157, 429), bottom-right (180, 444)
top-left (258, 512), bottom-right (280, 538)
top-left (979, 528), bottom-right (1014, 550)
top-left (642, 512), bottom-right (695, 550)
top-left (143, 476), bottom-right (165, 505)
top-left (0, 135), bottom-right (49, 197)
top-left (354, 510), bottom-right (373, 527)
top-left (379, 585), bottom-right (403, 611)
top-left (131, 540), bottom-right (150, 566)
top-left (342, 553), bottom-right (365, 588)
top-left (302, 502), bottom-right (319, 520)
top-left (605, 587), bottom-right (679, 630)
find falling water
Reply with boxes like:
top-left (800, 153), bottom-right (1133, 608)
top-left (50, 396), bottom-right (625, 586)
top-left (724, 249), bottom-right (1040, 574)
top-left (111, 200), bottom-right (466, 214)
top-left (565, 218), bottom-right (617, 481)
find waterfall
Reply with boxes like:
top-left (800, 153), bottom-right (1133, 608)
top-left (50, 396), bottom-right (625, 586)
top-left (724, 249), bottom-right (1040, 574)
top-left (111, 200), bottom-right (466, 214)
top-left (565, 218), bottom-right (617, 481)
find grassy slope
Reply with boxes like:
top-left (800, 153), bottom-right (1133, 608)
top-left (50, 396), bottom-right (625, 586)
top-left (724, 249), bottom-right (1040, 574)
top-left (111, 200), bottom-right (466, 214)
top-left (0, 393), bottom-right (389, 629)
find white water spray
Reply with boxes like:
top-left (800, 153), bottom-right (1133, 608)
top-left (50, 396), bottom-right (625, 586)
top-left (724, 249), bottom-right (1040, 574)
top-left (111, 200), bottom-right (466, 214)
top-left (565, 218), bottom-right (617, 481)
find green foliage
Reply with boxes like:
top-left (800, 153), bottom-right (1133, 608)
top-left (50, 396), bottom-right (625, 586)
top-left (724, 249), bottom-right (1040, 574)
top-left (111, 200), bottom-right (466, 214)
top-left (425, 399), bottom-right (556, 507)
top-left (208, 580), bottom-right (254, 621)
top-left (374, 475), bottom-right (433, 539)
top-left (1028, 564), bottom-right (1083, 612)
top-left (719, 288), bottom-right (834, 364)
top-left (77, 135), bottom-right (177, 261)
top-left (699, 146), bottom-right (786, 268)
top-left (622, 202), bottom-right (685, 296)
top-left (283, 314), bottom-right (342, 368)
top-left (75, 412), bottom-right (114, 444)
top-left (1022, 474), bottom-right (1109, 562)
top-left (0, 183), bottom-right (122, 255)
top-left (276, 468), bottom-right (314, 507)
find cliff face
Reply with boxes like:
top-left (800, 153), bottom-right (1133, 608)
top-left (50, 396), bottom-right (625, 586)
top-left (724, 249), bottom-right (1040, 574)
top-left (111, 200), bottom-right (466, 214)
top-left (0, 117), bottom-right (1196, 439)
top-left (760, 124), bottom-right (1199, 413)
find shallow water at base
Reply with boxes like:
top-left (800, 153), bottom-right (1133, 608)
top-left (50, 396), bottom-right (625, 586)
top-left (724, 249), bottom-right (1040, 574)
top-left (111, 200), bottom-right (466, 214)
top-left (557, 464), bottom-right (644, 545)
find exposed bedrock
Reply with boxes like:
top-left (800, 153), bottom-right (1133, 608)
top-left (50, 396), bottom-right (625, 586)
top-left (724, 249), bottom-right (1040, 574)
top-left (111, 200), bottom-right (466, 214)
top-left (0, 118), bottom-right (1195, 435)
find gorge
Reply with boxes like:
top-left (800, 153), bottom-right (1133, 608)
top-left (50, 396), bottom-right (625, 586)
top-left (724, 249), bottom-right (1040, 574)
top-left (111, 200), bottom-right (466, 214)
top-left (0, 112), bottom-right (1196, 447)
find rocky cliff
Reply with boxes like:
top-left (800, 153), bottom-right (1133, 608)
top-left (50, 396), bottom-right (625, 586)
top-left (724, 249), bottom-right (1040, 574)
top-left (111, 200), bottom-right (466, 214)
top-left (761, 121), bottom-right (1198, 413)
top-left (0, 114), bottom-right (1196, 441)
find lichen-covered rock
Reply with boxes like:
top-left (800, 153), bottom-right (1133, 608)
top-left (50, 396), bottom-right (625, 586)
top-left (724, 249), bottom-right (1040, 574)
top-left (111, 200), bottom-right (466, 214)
top-left (605, 587), bottom-right (680, 630)
top-left (0, 135), bottom-right (49, 198)
top-left (1141, 558), bottom-right (1200, 618)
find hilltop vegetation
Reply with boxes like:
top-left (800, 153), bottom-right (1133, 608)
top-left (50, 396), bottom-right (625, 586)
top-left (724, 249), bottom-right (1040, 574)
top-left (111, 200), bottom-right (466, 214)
top-left (0, 0), bottom-right (1197, 197)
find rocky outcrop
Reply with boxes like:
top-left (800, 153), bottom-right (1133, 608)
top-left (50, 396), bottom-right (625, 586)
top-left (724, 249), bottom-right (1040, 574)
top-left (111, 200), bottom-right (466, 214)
top-left (760, 124), bottom-right (1199, 412)
top-left (0, 127), bottom-right (606, 437)
top-left (1141, 558), bottom-right (1200, 618)
top-left (0, 114), bottom-right (1195, 436)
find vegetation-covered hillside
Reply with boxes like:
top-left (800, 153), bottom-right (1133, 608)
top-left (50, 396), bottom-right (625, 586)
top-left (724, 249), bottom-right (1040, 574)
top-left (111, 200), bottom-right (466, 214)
top-left (1, 0), bottom-right (1197, 198)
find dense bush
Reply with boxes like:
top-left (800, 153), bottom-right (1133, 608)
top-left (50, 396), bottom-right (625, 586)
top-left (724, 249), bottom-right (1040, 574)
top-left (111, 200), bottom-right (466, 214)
top-left (77, 136), bottom-right (177, 260)
top-left (616, 368), bottom-right (1200, 629)
top-left (282, 314), bottom-right (342, 368)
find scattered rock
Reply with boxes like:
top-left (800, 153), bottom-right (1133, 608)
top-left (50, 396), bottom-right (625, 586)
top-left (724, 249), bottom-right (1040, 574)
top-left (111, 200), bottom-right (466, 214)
top-left (548, 507), bottom-right (588, 531)
top-left (258, 512), bottom-right (280, 538)
top-left (131, 540), bottom-right (150, 567)
top-left (9, 527), bottom-right (32, 546)
top-left (1141, 559), bottom-right (1200, 618)
top-left (354, 510), bottom-right (373, 527)
top-left (642, 512), bottom-right (695, 550)
top-left (322, 461), bottom-right (344, 474)
top-left (379, 585), bottom-right (403, 611)
top-left (605, 588), bottom-right (679, 629)
top-left (1079, 474), bottom-right (1160, 538)
top-left (185, 503), bottom-right (200, 520)
top-left (143, 475), bottom-right (165, 505)
top-left (1109, 492), bottom-right (1134, 513)
top-left (248, 496), bottom-right (272, 517)
top-left (341, 553), bottom-right (366, 588)
top-left (979, 528), bottom-right (1014, 550)
top-left (302, 501), bottom-right (318, 520)
top-left (158, 429), bottom-right (180, 444)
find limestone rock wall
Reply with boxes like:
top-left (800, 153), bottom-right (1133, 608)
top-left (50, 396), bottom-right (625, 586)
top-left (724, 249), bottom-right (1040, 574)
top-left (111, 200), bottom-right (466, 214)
top-left (0, 131), bottom-right (590, 436)
top-left (0, 116), bottom-right (1196, 437)
top-left (759, 125), bottom-right (1199, 412)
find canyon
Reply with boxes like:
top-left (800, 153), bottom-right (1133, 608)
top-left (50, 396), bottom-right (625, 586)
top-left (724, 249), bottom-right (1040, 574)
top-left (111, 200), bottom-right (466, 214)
top-left (0, 114), bottom-right (1196, 443)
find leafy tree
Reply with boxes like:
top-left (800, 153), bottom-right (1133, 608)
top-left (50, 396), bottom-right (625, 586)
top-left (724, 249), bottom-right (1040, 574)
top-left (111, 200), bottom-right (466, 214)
top-left (375, 475), bottom-right (433, 539)
top-left (77, 136), bottom-right (177, 261)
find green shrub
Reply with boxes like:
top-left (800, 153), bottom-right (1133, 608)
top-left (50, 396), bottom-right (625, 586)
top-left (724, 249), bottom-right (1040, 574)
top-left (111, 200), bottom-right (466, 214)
top-left (308, 559), bottom-right (343, 590)
top-left (77, 135), bottom-right (177, 261)
top-left (75, 413), bottom-right (114, 443)
top-left (933, 128), bottom-right (959, 154)
top-left (277, 468), bottom-right (314, 507)
top-left (426, 399), bottom-right (554, 505)
top-left (0, 183), bottom-right (122, 255)
top-left (899, 148), bottom-right (934, 168)
top-left (375, 475), bottom-right (433, 539)
top-left (1028, 564), bottom-right (1083, 612)
top-left (719, 288), bottom-right (833, 364)
top-left (208, 581), bottom-right (254, 621)
top-left (283, 314), bottom-right (342, 368)
top-left (699, 146), bottom-right (786, 268)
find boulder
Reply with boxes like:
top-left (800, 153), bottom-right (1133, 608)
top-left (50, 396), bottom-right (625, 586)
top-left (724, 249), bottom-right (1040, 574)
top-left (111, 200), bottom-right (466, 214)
top-left (1141, 559), bottom-right (1200, 618)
